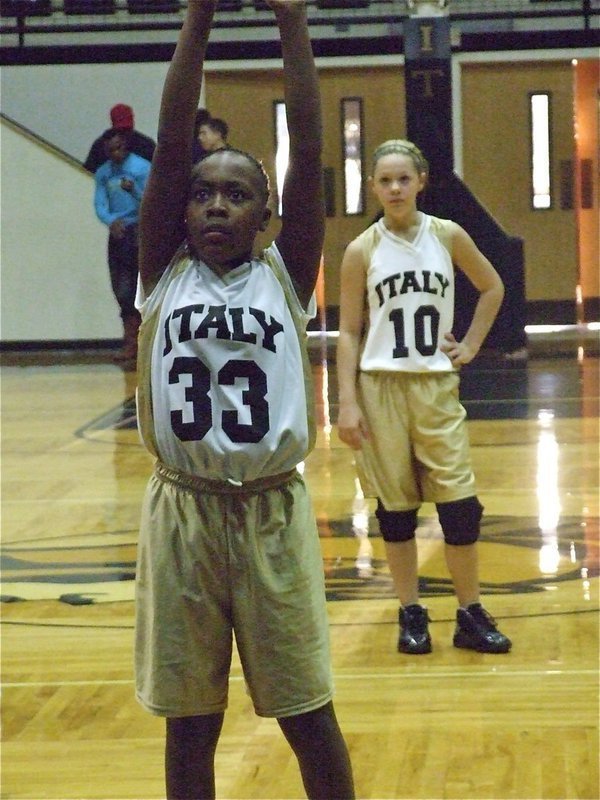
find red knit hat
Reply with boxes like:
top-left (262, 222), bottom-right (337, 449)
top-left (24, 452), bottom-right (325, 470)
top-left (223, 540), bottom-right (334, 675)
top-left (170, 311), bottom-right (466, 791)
top-left (110, 104), bottom-right (134, 129)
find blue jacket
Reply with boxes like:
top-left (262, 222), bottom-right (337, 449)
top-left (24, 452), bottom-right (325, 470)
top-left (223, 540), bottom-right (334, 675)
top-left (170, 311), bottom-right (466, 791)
top-left (94, 152), bottom-right (151, 228)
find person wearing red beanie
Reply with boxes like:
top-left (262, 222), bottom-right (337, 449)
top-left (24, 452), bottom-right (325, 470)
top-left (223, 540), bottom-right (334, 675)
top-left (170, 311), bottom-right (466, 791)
top-left (109, 103), bottom-right (135, 130)
top-left (83, 103), bottom-right (155, 174)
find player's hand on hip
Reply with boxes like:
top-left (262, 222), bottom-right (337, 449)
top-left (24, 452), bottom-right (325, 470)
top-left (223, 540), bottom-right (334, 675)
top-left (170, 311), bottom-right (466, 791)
top-left (441, 331), bottom-right (477, 367)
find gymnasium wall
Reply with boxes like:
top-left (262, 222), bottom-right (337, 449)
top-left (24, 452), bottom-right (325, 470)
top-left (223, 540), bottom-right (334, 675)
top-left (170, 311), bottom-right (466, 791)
top-left (205, 57), bottom-right (591, 321)
top-left (0, 118), bottom-right (119, 342)
top-left (574, 58), bottom-right (600, 318)
top-left (1, 55), bottom-right (597, 344)
top-left (1, 62), bottom-right (167, 163)
top-left (203, 64), bottom-right (407, 307)
top-left (1, 61), bottom-right (171, 344)
top-left (461, 60), bottom-right (578, 309)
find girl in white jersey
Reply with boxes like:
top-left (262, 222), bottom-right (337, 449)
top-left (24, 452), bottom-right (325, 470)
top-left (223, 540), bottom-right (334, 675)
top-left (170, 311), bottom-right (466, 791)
top-left (337, 139), bottom-right (512, 656)
top-left (134, 3), bottom-right (354, 799)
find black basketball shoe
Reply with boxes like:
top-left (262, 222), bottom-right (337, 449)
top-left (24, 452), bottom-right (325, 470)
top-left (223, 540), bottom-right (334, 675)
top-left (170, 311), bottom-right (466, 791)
top-left (453, 603), bottom-right (512, 653)
top-left (398, 604), bottom-right (432, 654)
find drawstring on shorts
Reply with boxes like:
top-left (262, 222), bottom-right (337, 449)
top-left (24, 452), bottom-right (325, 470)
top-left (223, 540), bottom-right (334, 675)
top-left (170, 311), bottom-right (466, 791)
top-left (155, 462), bottom-right (298, 496)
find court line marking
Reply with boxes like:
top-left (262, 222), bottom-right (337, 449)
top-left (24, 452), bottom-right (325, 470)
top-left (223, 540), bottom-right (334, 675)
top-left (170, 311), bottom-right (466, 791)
top-left (1, 604), bottom-right (598, 632)
top-left (3, 668), bottom-right (598, 689)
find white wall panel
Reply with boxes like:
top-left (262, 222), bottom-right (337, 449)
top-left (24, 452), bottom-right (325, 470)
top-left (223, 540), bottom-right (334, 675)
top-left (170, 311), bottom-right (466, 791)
top-left (1, 119), bottom-right (120, 341)
top-left (1, 62), bottom-right (169, 163)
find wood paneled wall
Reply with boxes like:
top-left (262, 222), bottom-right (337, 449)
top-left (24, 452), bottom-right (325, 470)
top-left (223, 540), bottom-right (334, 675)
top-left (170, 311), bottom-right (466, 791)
top-left (461, 60), bottom-right (578, 305)
top-left (205, 57), bottom-right (590, 315)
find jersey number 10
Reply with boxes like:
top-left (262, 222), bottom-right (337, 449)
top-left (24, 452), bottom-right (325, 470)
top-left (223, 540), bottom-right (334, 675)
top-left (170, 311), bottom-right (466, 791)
top-left (389, 305), bottom-right (440, 358)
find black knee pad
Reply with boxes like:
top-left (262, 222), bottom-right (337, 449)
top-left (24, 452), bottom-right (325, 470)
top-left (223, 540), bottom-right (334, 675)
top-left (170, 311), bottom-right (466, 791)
top-left (375, 501), bottom-right (418, 543)
top-left (436, 496), bottom-right (483, 545)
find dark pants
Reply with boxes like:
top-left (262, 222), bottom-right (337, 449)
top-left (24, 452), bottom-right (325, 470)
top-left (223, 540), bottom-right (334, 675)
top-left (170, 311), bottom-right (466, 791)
top-left (108, 224), bottom-right (139, 322)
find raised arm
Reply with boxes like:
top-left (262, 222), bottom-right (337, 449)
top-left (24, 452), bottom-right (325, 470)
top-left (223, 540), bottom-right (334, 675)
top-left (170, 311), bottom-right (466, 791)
top-left (138, 0), bottom-right (217, 295)
top-left (270, 0), bottom-right (324, 309)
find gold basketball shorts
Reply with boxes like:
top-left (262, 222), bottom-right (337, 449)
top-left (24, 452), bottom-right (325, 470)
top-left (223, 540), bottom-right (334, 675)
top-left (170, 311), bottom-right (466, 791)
top-left (135, 464), bottom-right (333, 719)
top-left (355, 371), bottom-right (476, 511)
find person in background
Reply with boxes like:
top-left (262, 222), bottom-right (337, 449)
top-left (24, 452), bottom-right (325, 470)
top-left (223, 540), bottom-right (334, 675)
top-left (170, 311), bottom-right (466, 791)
top-left (84, 103), bottom-right (155, 174)
top-left (337, 138), bottom-right (512, 657)
top-left (133, 1), bottom-right (355, 799)
top-left (93, 130), bottom-right (150, 364)
top-left (191, 107), bottom-right (212, 163)
top-left (197, 116), bottom-right (229, 154)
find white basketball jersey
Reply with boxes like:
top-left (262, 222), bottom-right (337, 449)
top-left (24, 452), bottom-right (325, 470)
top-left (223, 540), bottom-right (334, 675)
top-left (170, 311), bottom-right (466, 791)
top-left (359, 215), bottom-right (455, 373)
top-left (138, 245), bottom-right (312, 483)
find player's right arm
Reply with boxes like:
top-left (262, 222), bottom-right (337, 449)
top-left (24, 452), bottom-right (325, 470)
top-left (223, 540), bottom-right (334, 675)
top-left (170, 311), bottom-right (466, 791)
top-left (337, 238), bottom-right (370, 450)
top-left (138, 0), bottom-right (217, 296)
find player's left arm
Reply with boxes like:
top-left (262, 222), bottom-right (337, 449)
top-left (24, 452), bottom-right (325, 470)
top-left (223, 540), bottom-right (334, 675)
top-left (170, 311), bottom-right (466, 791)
top-left (442, 221), bottom-right (505, 367)
top-left (270, 0), bottom-right (324, 310)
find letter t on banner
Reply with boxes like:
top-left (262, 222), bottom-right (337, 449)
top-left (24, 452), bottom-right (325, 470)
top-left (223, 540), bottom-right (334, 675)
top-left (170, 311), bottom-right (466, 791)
top-left (403, 2), bottom-right (453, 180)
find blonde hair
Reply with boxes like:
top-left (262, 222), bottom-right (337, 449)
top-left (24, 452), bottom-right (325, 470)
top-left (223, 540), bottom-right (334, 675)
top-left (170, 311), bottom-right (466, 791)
top-left (372, 139), bottom-right (429, 177)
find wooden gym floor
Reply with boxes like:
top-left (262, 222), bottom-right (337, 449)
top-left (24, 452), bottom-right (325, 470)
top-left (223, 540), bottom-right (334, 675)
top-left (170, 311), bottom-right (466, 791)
top-left (1, 330), bottom-right (598, 800)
